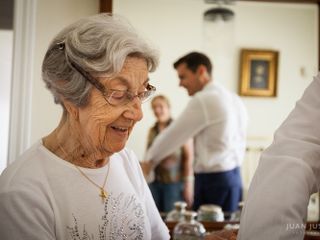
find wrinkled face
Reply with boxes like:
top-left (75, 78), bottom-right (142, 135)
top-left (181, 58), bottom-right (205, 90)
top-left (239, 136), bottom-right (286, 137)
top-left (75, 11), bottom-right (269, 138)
top-left (151, 98), bottom-right (170, 123)
top-left (75, 57), bottom-right (148, 155)
top-left (176, 63), bottom-right (203, 96)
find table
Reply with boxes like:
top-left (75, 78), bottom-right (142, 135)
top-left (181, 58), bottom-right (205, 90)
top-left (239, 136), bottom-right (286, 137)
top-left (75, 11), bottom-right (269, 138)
top-left (165, 221), bottom-right (320, 240)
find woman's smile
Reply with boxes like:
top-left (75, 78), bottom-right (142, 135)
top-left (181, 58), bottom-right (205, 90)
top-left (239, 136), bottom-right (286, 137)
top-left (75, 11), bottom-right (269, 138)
top-left (110, 125), bottom-right (130, 137)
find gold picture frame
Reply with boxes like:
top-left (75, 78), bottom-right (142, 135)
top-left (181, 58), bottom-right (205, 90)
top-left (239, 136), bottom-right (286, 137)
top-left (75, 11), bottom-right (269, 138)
top-left (239, 49), bottom-right (279, 97)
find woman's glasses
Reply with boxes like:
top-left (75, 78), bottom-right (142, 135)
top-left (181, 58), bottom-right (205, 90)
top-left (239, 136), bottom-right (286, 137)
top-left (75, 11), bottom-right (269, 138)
top-left (100, 84), bottom-right (156, 106)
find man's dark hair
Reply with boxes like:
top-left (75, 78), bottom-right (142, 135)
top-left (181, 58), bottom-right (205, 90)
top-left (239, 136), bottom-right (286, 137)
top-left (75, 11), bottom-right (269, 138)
top-left (173, 52), bottom-right (212, 76)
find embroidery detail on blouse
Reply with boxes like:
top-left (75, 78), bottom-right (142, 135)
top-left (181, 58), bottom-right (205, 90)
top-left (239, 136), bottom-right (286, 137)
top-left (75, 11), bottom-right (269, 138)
top-left (67, 192), bottom-right (145, 240)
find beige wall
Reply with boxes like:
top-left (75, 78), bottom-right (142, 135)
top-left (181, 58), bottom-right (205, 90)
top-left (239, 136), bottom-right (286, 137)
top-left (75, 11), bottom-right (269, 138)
top-left (112, 1), bottom-right (318, 159)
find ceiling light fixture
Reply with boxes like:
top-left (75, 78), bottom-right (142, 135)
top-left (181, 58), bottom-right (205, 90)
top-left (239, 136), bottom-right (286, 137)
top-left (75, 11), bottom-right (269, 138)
top-left (204, 0), bottom-right (235, 22)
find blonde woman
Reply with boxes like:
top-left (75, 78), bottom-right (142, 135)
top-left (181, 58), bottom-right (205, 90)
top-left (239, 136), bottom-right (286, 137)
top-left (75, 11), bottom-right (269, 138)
top-left (146, 95), bottom-right (194, 213)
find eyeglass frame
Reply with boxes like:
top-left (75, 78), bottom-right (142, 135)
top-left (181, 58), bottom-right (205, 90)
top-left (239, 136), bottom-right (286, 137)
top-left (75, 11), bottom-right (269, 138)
top-left (52, 42), bottom-right (156, 106)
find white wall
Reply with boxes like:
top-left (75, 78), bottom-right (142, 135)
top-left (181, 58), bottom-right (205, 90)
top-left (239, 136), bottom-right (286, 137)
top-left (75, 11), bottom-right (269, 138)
top-left (112, 1), bottom-right (318, 160)
top-left (29, 0), bottom-right (99, 144)
top-left (236, 2), bottom-right (318, 138)
top-left (0, 30), bottom-right (13, 172)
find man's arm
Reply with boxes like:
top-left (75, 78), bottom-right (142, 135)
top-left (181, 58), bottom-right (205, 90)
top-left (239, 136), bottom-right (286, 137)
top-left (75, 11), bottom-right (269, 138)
top-left (238, 74), bottom-right (320, 240)
top-left (144, 96), bottom-right (208, 165)
top-left (181, 138), bottom-right (194, 208)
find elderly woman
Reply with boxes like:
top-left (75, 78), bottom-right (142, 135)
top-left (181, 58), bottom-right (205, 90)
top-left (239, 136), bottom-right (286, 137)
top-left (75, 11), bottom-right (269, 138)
top-left (0, 14), bottom-right (170, 240)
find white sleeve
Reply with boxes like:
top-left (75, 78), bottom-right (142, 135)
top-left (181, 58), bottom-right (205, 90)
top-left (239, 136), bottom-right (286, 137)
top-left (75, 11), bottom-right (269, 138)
top-left (238, 74), bottom-right (320, 240)
top-left (143, 179), bottom-right (170, 240)
top-left (145, 96), bottom-right (209, 164)
top-left (0, 189), bottom-right (55, 240)
top-left (127, 149), bottom-right (170, 240)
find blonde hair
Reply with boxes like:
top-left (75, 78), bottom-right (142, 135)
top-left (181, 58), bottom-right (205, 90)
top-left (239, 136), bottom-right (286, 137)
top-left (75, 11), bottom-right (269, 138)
top-left (151, 95), bottom-right (171, 108)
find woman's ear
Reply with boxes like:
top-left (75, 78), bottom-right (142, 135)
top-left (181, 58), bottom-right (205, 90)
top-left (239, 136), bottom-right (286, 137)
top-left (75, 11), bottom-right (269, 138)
top-left (62, 100), bottom-right (79, 120)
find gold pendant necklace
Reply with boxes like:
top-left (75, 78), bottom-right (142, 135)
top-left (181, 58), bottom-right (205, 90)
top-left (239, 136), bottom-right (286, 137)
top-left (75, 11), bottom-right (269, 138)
top-left (74, 164), bottom-right (110, 203)
top-left (58, 143), bottom-right (110, 203)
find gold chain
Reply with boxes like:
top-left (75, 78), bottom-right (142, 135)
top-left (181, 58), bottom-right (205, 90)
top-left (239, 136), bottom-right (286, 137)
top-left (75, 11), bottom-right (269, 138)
top-left (58, 143), bottom-right (110, 203)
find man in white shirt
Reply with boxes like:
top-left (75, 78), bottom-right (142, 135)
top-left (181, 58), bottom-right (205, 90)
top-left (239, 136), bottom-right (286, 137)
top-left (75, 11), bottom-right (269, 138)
top-left (237, 73), bottom-right (320, 240)
top-left (143, 52), bottom-right (248, 213)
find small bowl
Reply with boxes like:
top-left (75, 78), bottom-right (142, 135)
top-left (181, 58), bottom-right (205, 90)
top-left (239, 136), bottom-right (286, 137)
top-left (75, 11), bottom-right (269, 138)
top-left (197, 204), bottom-right (224, 222)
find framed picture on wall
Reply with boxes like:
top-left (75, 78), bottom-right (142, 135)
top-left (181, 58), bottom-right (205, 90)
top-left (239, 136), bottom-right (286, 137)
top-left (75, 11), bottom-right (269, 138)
top-left (239, 49), bottom-right (279, 97)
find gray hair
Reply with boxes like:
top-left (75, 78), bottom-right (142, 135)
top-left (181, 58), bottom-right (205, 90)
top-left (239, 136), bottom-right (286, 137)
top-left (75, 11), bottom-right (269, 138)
top-left (42, 13), bottom-right (159, 106)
